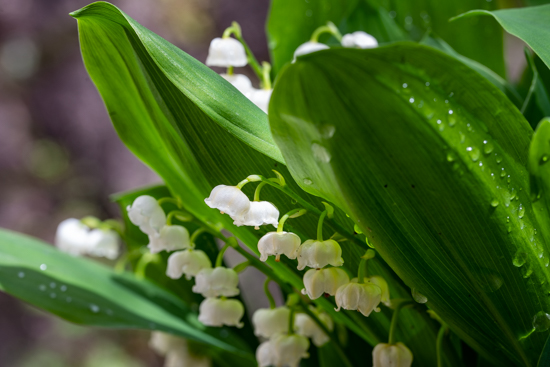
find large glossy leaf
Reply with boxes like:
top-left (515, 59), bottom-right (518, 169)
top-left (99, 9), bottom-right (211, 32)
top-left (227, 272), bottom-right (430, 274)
top-left (455, 4), bottom-right (550, 70)
top-left (269, 44), bottom-right (550, 365)
top-left (69, 2), bottom-right (449, 364)
top-left (0, 228), bottom-right (255, 365)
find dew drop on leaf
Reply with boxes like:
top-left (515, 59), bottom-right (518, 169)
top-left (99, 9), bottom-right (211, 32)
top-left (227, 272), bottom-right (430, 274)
top-left (533, 311), bottom-right (550, 332)
top-left (490, 200), bottom-right (499, 208)
top-left (519, 204), bottom-right (525, 219)
top-left (90, 304), bottom-right (100, 313)
top-left (466, 146), bottom-right (480, 162)
top-left (40, 264), bottom-right (47, 271)
top-left (412, 288), bottom-right (428, 303)
top-left (512, 251), bottom-right (527, 267)
top-left (18, 272), bottom-right (25, 278)
top-left (303, 178), bottom-right (313, 185)
top-left (483, 140), bottom-right (494, 155)
top-left (311, 142), bottom-right (331, 163)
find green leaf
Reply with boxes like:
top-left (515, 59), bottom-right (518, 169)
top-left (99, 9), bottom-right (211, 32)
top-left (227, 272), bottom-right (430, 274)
top-left (454, 4), bottom-right (550, 71)
top-left (0, 228), bottom-right (255, 365)
top-left (521, 51), bottom-right (550, 129)
top-left (269, 44), bottom-right (547, 365)
top-left (388, 0), bottom-right (505, 77)
top-left (70, 3), bottom-right (453, 364)
top-left (537, 333), bottom-right (550, 367)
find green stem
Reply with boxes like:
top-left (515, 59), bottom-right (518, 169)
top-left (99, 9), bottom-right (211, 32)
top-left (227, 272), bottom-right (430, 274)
top-left (233, 260), bottom-right (250, 274)
top-left (261, 62), bottom-right (272, 90)
top-left (254, 182), bottom-right (268, 201)
top-left (215, 241), bottom-right (232, 268)
top-left (135, 253), bottom-right (160, 279)
top-left (288, 307), bottom-right (296, 335)
top-left (264, 278), bottom-right (277, 309)
top-left (311, 21), bottom-right (342, 42)
top-left (317, 210), bottom-right (328, 241)
top-left (227, 65), bottom-right (234, 76)
top-left (436, 325), bottom-right (448, 367)
top-left (166, 210), bottom-right (193, 225)
top-left (236, 175), bottom-right (261, 189)
top-left (157, 197), bottom-right (180, 207)
top-left (277, 208), bottom-right (306, 233)
top-left (190, 227), bottom-right (208, 245)
top-left (254, 175), bottom-right (368, 251)
top-left (388, 300), bottom-right (415, 344)
top-left (230, 27), bottom-right (264, 83)
top-left (357, 258), bottom-right (368, 284)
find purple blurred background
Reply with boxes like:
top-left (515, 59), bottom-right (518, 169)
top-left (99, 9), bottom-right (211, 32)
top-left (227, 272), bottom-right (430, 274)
top-left (0, 0), bottom-right (270, 365)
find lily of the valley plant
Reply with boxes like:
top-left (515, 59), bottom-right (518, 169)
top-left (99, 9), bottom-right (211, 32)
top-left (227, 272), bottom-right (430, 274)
top-left (2, 1), bottom-right (550, 366)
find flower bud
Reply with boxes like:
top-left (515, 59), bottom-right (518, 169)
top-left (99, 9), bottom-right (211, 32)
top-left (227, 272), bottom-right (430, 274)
top-left (341, 31), bottom-right (378, 49)
top-left (55, 218), bottom-right (91, 256)
top-left (301, 267), bottom-right (349, 299)
top-left (335, 279), bottom-right (382, 317)
top-left (86, 228), bottom-right (120, 260)
top-left (258, 231), bottom-right (301, 262)
top-left (233, 201), bottom-right (279, 229)
top-left (294, 308), bottom-right (333, 347)
top-left (372, 342), bottom-right (413, 367)
top-left (198, 298), bottom-right (244, 328)
top-left (166, 249), bottom-right (212, 280)
top-left (127, 195), bottom-right (166, 235)
top-left (296, 239), bottom-right (344, 270)
top-left (147, 225), bottom-right (190, 254)
top-left (269, 333), bottom-right (310, 367)
top-left (249, 89), bottom-right (273, 113)
top-left (205, 185), bottom-right (250, 219)
top-left (221, 73), bottom-right (253, 95)
top-left (252, 307), bottom-right (290, 338)
top-left (368, 275), bottom-right (391, 307)
top-left (294, 42), bottom-right (329, 59)
top-left (192, 267), bottom-right (240, 297)
top-left (205, 37), bottom-right (247, 67)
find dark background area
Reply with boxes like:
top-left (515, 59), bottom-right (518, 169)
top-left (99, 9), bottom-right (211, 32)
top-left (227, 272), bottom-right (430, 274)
top-left (0, 0), bottom-right (270, 365)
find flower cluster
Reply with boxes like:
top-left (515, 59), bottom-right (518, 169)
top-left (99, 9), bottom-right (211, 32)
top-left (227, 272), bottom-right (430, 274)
top-left (149, 331), bottom-right (211, 367)
top-left (55, 218), bottom-right (120, 259)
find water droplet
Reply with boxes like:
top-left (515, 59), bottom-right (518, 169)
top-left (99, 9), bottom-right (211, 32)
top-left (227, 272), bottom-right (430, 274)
top-left (40, 264), bottom-right (47, 271)
top-left (533, 311), bottom-right (550, 332)
top-left (425, 82), bottom-right (430, 87)
top-left (412, 288), bottom-right (428, 303)
top-left (303, 178), bottom-right (313, 185)
top-left (39, 284), bottom-right (46, 291)
top-left (459, 132), bottom-right (465, 143)
top-left (18, 272), bottom-right (25, 278)
top-left (490, 200), bottom-right (499, 207)
top-left (90, 304), bottom-right (100, 313)
top-left (49, 282), bottom-right (56, 289)
top-left (311, 142), bottom-right (331, 163)
top-left (409, 97), bottom-right (415, 103)
top-left (513, 251), bottom-right (527, 267)
top-left (519, 204), bottom-right (525, 218)
top-left (354, 224), bottom-right (363, 234)
top-left (60, 285), bottom-right (67, 292)
top-left (466, 146), bottom-right (480, 162)
top-left (495, 154), bottom-right (502, 163)
top-left (50, 293), bottom-right (56, 299)
top-left (446, 152), bottom-right (456, 162)
top-left (320, 124), bottom-right (335, 139)
top-left (402, 83), bottom-right (408, 88)
top-left (448, 110), bottom-right (453, 115)
top-left (523, 266), bottom-right (533, 278)
top-left (500, 168), bottom-right (506, 178)
top-left (483, 140), bottom-right (494, 155)
top-left (445, 99), bottom-right (449, 104)
top-left (540, 155), bottom-right (549, 165)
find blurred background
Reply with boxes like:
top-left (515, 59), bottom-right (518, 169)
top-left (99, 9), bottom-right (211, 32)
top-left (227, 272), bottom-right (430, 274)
top-left (0, 0), bottom-right (530, 366)
top-left (0, 0), bottom-right (270, 365)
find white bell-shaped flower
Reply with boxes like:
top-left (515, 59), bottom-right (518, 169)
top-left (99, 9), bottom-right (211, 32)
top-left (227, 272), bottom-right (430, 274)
top-left (294, 310), bottom-right (333, 347)
top-left (127, 195), bottom-right (166, 235)
top-left (296, 239), bottom-right (344, 270)
top-left (165, 348), bottom-right (212, 367)
top-left (258, 231), bottom-right (301, 262)
top-left (233, 201), bottom-right (279, 229)
top-left (294, 42), bottom-right (329, 59)
top-left (205, 37), bottom-right (247, 67)
top-left (301, 267), bottom-right (349, 299)
top-left (372, 342), bottom-right (413, 367)
top-left (269, 333), bottom-right (310, 367)
top-left (205, 185), bottom-right (250, 219)
top-left (368, 275), bottom-right (391, 307)
top-left (86, 228), bottom-right (120, 260)
top-left (335, 278), bottom-right (382, 317)
top-left (249, 89), bottom-right (272, 113)
top-left (256, 341), bottom-right (277, 367)
top-left (341, 31), bottom-right (378, 49)
top-left (252, 307), bottom-right (290, 338)
top-left (148, 225), bottom-right (190, 254)
top-left (221, 73), bottom-right (253, 95)
top-left (55, 218), bottom-right (91, 256)
top-left (166, 249), bottom-right (212, 280)
top-left (192, 267), bottom-right (240, 297)
top-left (198, 298), bottom-right (244, 328)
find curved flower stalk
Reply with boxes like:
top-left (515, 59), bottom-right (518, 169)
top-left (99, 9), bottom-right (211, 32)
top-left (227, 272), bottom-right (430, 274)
top-left (166, 249), bottom-right (212, 280)
top-left (147, 224), bottom-right (190, 254)
top-left (127, 195), bottom-right (166, 235)
top-left (301, 267), bottom-right (350, 299)
top-left (192, 267), bottom-right (240, 297)
top-left (198, 297), bottom-right (245, 328)
top-left (341, 31), bottom-right (378, 49)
